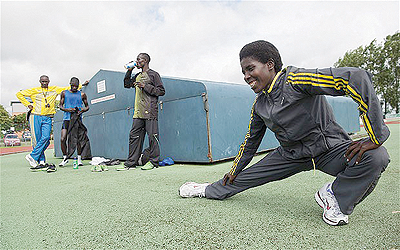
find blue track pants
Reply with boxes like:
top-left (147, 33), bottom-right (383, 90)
top-left (29, 114), bottom-right (52, 163)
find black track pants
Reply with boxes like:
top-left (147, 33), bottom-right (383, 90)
top-left (205, 141), bottom-right (390, 215)
top-left (127, 118), bottom-right (160, 166)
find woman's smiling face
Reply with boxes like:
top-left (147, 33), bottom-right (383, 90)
top-left (240, 57), bottom-right (276, 93)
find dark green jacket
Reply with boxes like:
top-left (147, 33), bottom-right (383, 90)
top-left (124, 69), bottom-right (165, 119)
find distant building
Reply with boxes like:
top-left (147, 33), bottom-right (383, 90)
top-left (10, 100), bottom-right (30, 116)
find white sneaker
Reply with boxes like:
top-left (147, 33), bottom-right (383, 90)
top-left (59, 159), bottom-right (69, 167)
top-left (25, 154), bottom-right (37, 167)
top-left (179, 182), bottom-right (210, 198)
top-left (315, 183), bottom-right (349, 226)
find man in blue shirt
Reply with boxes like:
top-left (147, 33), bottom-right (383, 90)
top-left (59, 77), bottom-right (89, 167)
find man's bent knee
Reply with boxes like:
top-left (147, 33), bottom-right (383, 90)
top-left (362, 146), bottom-right (390, 173)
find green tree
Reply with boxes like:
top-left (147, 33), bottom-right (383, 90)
top-left (334, 46), bottom-right (366, 68)
top-left (381, 32), bottom-right (400, 113)
top-left (334, 31), bottom-right (400, 114)
top-left (0, 104), bottom-right (12, 134)
top-left (12, 113), bottom-right (29, 132)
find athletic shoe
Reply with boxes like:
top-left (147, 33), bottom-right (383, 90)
top-left (124, 161), bottom-right (136, 168)
top-left (315, 183), bottom-right (349, 226)
top-left (179, 182), bottom-right (210, 198)
top-left (78, 162), bottom-right (84, 166)
top-left (91, 165), bottom-right (103, 172)
top-left (30, 164), bottom-right (48, 172)
top-left (25, 154), bottom-right (37, 168)
top-left (46, 164), bottom-right (57, 173)
top-left (116, 165), bottom-right (134, 171)
top-left (141, 162), bottom-right (157, 170)
top-left (59, 159), bottom-right (69, 167)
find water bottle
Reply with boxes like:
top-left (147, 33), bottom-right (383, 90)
top-left (124, 61), bottom-right (137, 69)
top-left (73, 157), bottom-right (78, 169)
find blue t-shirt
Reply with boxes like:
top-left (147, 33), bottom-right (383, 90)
top-left (63, 90), bottom-right (83, 121)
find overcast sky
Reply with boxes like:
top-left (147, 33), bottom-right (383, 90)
top-left (1, 1), bottom-right (399, 113)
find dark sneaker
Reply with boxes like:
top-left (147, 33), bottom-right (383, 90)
top-left (30, 164), bottom-right (48, 172)
top-left (124, 161), bottom-right (136, 168)
top-left (117, 165), bottom-right (135, 171)
top-left (46, 164), bottom-right (57, 173)
top-left (315, 183), bottom-right (349, 226)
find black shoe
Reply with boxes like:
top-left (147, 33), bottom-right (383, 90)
top-left (124, 165), bottom-right (137, 170)
top-left (30, 164), bottom-right (48, 172)
top-left (46, 164), bottom-right (57, 173)
top-left (124, 161), bottom-right (136, 168)
top-left (105, 159), bottom-right (120, 166)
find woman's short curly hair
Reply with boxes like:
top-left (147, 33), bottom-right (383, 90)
top-left (239, 40), bottom-right (283, 73)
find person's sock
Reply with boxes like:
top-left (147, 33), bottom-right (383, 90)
top-left (78, 155), bottom-right (83, 165)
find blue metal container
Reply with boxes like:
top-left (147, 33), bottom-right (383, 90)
top-left (53, 70), bottom-right (360, 163)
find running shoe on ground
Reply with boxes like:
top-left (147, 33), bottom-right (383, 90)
top-left (91, 165), bottom-right (102, 172)
top-left (315, 182), bottom-right (349, 226)
top-left (117, 165), bottom-right (135, 171)
top-left (141, 162), bottom-right (157, 170)
top-left (59, 159), bottom-right (68, 167)
top-left (179, 182), bottom-right (210, 198)
top-left (30, 164), bottom-right (48, 172)
top-left (46, 164), bottom-right (57, 173)
top-left (25, 154), bottom-right (37, 168)
top-left (124, 161), bottom-right (136, 168)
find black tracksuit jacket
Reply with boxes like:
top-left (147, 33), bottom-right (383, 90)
top-left (230, 66), bottom-right (390, 176)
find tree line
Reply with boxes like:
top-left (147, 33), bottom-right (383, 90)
top-left (334, 31), bottom-right (400, 115)
top-left (0, 105), bottom-right (29, 136)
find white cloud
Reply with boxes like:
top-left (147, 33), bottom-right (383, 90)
top-left (1, 1), bottom-right (399, 113)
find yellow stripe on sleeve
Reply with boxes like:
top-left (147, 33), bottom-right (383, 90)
top-left (229, 97), bottom-right (259, 175)
top-left (361, 114), bottom-right (380, 144)
top-left (288, 71), bottom-right (379, 144)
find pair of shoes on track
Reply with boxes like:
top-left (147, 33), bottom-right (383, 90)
top-left (91, 165), bottom-right (108, 172)
top-left (30, 163), bottom-right (57, 173)
top-left (178, 181), bottom-right (348, 226)
top-left (59, 159), bottom-right (84, 167)
top-left (120, 161), bottom-right (158, 171)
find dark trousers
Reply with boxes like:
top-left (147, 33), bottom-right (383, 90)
top-left (205, 141), bottom-right (390, 215)
top-left (127, 118), bottom-right (160, 166)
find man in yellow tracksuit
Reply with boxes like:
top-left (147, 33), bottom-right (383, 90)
top-left (16, 75), bottom-right (84, 172)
